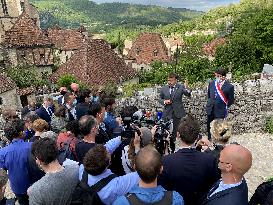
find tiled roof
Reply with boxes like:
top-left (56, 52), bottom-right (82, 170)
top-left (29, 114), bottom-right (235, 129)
top-left (127, 33), bottom-right (170, 65)
top-left (4, 12), bottom-right (52, 48)
top-left (202, 38), bottom-right (226, 57)
top-left (18, 87), bottom-right (35, 96)
top-left (51, 39), bottom-right (137, 87)
top-left (48, 26), bottom-right (85, 51)
top-left (0, 72), bottom-right (17, 94)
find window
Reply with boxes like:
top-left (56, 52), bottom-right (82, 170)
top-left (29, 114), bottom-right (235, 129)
top-left (0, 97), bottom-right (2, 105)
top-left (136, 47), bottom-right (140, 55)
top-left (40, 53), bottom-right (45, 64)
top-left (41, 71), bottom-right (48, 80)
top-left (153, 49), bottom-right (158, 57)
top-left (18, 50), bottom-right (26, 59)
top-left (1, 0), bottom-right (8, 16)
top-left (20, 1), bottom-right (25, 12)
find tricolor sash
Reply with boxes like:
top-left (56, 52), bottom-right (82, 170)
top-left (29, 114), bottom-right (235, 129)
top-left (214, 80), bottom-right (228, 118)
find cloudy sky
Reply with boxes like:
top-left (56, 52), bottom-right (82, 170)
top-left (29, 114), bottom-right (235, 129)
top-left (92, 0), bottom-right (240, 11)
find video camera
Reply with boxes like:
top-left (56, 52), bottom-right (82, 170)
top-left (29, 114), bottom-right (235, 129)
top-left (120, 109), bottom-right (173, 155)
top-left (154, 120), bottom-right (172, 155)
top-left (121, 116), bottom-right (141, 139)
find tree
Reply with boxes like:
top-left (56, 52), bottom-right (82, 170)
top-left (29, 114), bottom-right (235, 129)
top-left (56, 74), bottom-right (79, 89)
top-left (215, 34), bottom-right (262, 80)
top-left (6, 66), bottom-right (49, 88)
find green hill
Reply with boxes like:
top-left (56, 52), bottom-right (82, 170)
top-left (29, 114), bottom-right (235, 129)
top-left (30, 0), bottom-right (203, 32)
top-left (134, 0), bottom-right (273, 86)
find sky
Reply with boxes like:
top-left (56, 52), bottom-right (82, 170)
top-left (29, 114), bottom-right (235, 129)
top-left (92, 0), bottom-right (240, 11)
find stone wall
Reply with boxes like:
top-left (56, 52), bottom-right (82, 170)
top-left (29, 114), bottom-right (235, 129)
top-left (0, 17), bottom-right (17, 43)
top-left (0, 88), bottom-right (20, 110)
top-left (56, 50), bottom-right (74, 65)
top-left (131, 62), bottom-right (152, 72)
top-left (4, 47), bottom-right (54, 67)
top-left (117, 79), bottom-right (273, 134)
top-left (2, 0), bottom-right (22, 18)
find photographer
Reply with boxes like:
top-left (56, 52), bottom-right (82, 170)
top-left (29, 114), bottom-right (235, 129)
top-left (196, 119), bottom-right (232, 161)
top-left (121, 127), bottom-right (154, 174)
top-left (88, 102), bottom-right (110, 144)
top-left (103, 98), bottom-right (123, 138)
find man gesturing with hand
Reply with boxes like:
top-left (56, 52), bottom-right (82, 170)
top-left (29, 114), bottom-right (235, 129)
top-left (159, 73), bottom-right (191, 152)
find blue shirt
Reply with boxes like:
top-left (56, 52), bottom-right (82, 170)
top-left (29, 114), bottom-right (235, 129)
top-left (79, 165), bottom-right (139, 205)
top-left (210, 179), bottom-right (242, 197)
top-left (0, 139), bottom-right (32, 194)
top-left (113, 185), bottom-right (184, 205)
top-left (104, 112), bottom-right (122, 137)
top-left (104, 112), bottom-right (117, 130)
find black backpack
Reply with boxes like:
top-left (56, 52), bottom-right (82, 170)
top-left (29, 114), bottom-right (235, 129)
top-left (58, 138), bottom-right (74, 165)
top-left (249, 179), bottom-right (273, 205)
top-left (126, 191), bottom-right (173, 205)
top-left (70, 171), bottom-right (116, 205)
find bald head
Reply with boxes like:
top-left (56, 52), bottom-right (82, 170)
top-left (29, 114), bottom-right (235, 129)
top-left (220, 144), bottom-right (252, 177)
top-left (70, 83), bottom-right (79, 92)
top-left (135, 145), bottom-right (162, 183)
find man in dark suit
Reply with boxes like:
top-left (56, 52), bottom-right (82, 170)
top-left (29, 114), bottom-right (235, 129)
top-left (63, 92), bottom-right (77, 121)
top-left (21, 101), bottom-right (37, 119)
top-left (159, 73), bottom-right (191, 151)
top-left (35, 96), bottom-right (54, 124)
top-left (158, 116), bottom-right (220, 205)
top-left (75, 89), bottom-right (91, 120)
top-left (57, 87), bottom-right (67, 105)
top-left (202, 144), bottom-right (252, 205)
top-left (206, 68), bottom-right (234, 139)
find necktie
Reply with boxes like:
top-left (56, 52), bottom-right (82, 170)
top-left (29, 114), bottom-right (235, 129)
top-left (170, 87), bottom-right (174, 97)
top-left (208, 181), bottom-right (221, 197)
top-left (46, 108), bottom-right (52, 117)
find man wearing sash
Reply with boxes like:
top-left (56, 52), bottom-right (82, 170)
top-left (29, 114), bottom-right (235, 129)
top-left (206, 68), bottom-right (234, 140)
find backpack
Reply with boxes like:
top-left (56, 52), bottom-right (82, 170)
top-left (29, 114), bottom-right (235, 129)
top-left (70, 171), bottom-right (116, 205)
top-left (58, 138), bottom-right (74, 164)
top-left (249, 179), bottom-right (273, 205)
top-left (126, 191), bottom-right (173, 205)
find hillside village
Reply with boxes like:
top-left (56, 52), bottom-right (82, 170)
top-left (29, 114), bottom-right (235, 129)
top-left (0, 0), bottom-right (273, 203)
top-left (1, 0), bottom-right (273, 112)
top-left (0, 0), bottom-right (188, 110)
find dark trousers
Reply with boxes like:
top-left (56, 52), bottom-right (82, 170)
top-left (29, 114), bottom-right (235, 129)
top-left (207, 113), bottom-right (215, 140)
top-left (171, 115), bottom-right (181, 153)
top-left (15, 194), bottom-right (29, 205)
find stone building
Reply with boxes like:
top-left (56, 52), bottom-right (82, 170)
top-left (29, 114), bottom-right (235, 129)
top-left (202, 37), bottom-right (226, 59)
top-left (2, 11), bottom-right (54, 76)
top-left (47, 25), bottom-right (87, 65)
top-left (126, 33), bottom-right (170, 72)
top-left (51, 39), bottom-right (137, 88)
top-left (0, 72), bottom-right (20, 110)
top-left (0, 0), bottom-right (40, 43)
top-left (18, 86), bottom-right (35, 107)
top-left (162, 37), bottom-right (184, 56)
top-left (0, 0), bottom-right (40, 66)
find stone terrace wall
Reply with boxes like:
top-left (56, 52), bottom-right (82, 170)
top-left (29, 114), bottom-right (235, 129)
top-left (117, 79), bottom-right (273, 134)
